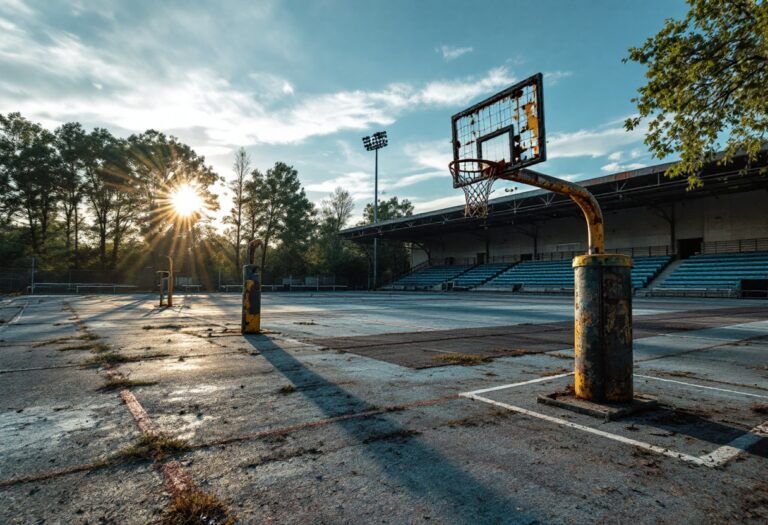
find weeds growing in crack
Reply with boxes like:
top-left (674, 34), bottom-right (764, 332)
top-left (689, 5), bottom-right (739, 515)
top-left (277, 384), bottom-right (296, 394)
top-left (84, 352), bottom-right (170, 367)
top-left (116, 434), bottom-right (190, 462)
top-left (98, 377), bottom-right (157, 391)
top-left (161, 488), bottom-right (235, 525)
top-left (432, 353), bottom-right (489, 366)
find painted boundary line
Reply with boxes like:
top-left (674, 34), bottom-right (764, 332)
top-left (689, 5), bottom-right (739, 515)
top-left (0, 301), bottom-right (27, 333)
top-left (635, 374), bottom-right (768, 399)
top-left (460, 372), bottom-right (768, 468)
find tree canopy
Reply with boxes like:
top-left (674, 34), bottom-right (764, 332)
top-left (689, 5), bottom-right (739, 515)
top-left (625, 0), bottom-right (768, 187)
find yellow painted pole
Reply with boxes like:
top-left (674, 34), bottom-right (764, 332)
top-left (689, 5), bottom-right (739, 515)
top-left (242, 239), bottom-right (263, 334)
top-left (166, 255), bottom-right (174, 308)
top-left (498, 168), bottom-right (631, 403)
top-left (504, 168), bottom-right (605, 254)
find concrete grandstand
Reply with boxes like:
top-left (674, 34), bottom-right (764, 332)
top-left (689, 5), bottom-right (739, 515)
top-left (341, 154), bottom-right (768, 298)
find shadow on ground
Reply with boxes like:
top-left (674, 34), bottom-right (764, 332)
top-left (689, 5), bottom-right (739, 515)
top-left (245, 333), bottom-right (535, 524)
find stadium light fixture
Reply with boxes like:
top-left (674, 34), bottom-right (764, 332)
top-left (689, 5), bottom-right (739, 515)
top-left (361, 130), bottom-right (388, 289)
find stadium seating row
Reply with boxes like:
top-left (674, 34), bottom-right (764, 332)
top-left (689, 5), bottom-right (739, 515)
top-left (385, 256), bottom-right (674, 292)
top-left (660, 251), bottom-right (768, 290)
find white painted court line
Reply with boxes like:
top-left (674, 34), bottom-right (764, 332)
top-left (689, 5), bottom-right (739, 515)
top-left (699, 421), bottom-right (768, 465)
top-left (461, 372), bottom-right (767, 468)
top-left (466, 372), bottom-right (573, 395)
top-left (461, 392), bottom-right (710, 466)
top-left (636, 374), bottom-right (768, 400)
top-left (0, 302), bottom-right (26, 333)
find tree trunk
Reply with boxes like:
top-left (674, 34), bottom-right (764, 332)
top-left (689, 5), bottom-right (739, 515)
top-left (74, 204), bottom-right (80, 269)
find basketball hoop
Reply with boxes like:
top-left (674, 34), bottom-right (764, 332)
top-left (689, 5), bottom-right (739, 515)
top-left (449, 158), bottom-right (504, 218)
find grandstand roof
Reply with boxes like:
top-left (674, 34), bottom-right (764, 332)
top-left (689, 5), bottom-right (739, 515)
top-left (340, 154), bottom-right (768, 242)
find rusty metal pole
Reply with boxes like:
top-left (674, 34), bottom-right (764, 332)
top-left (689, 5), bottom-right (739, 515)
top-left (499, 169), bottom-right (634, 403)
top-left (573, 254), bottom-right (633, 402)
top-left (242, 239), bottom-right (263, 334)
top-left (165, 255), bottom-right (173, 308)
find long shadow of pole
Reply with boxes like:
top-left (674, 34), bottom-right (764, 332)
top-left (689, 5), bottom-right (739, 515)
top-left (245, 333), bottom-right (537, 524)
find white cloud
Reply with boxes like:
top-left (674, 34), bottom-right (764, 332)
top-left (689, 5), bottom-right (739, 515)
top-left (305, 172), bottom-right (372, 200)
top-left (601, 162), bottom-right (646, 173)
top-left (544, 70), bottom-right (572, 85)
top-left (547, 121), bottom-right (647, 159)
top-left (437, 45), bottom-right (473, 61)
top-left (608, 152), bottom-right (622, 162)
top-left (0, 18), bottom-right (516, 148)
top-left (410, 194), bottom-right (466, 213)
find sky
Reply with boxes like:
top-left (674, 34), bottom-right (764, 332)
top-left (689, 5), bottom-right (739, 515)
top-left (0, 0), bottom-right (689, 226)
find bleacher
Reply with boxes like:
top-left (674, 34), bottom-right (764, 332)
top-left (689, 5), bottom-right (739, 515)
top-left (481, 259), bottom-right (573, 290)
top-left (481, 256), bottom-right (673, 291)
top-left (660, 252), bottom-right (768, 291)
top-left (451, 263), bottom-right (513, 289)
top-left (631, 256), bottom-right (672, 288)
top-left (384, 264), bottom-right (472, 290)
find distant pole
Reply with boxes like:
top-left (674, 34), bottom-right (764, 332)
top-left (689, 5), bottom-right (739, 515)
top-left (30, 257), bottom-right (35, 295)
top-left (374, 147), bottom-right (379, 289)
top-left (362, 131), bottom-right (388, 290)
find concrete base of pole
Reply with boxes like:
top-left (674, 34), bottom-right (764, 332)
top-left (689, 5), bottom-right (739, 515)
top-left (572, 254), bottom-right (633, 403)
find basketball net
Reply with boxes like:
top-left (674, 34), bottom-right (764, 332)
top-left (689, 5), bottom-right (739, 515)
top-left (449, 159), bottom-right (502, 218)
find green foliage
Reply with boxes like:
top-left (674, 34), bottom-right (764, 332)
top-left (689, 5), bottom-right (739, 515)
top-left (361, 195), bottom-right (414, 223)
top-left (626, 0), bottom-right (768, 187)
top-left (360, 196), bottom-right (414, 285)
top-left (0, 113), bottom-right (61, 254)
top-left (244, 162), bottom-right (315, 275)
top-left (1, 112), bottom-right (405, 290)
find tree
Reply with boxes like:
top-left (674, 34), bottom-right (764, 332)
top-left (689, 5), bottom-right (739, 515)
top-left (320, 187), bottom-right (354, 234)
top-left (244, 162), bottom-right (314, 273)
top-left (55, 122), bottom-right (87, 268)
top-left (362, 195), bottom-right (414, 223)
top-left (225, 147), bottom-right (250, 272)
top-left (0, 113), bottom-right (61, 257)
top-left (360, 196), bottom-right (414, 283)
top-left (625, 0), bottom-right (768, 187)
top-left (127, 130), bottom-right (220, 242)
top-left (81, 128), bottom-right (134, 270)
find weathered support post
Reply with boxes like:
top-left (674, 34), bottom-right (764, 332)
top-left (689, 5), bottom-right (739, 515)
top-left (504, 169), bottom-right (634, 403)
top-left (573, 254), bottom-right (633, 402)
top-left (165, 255), bottom-right (173, 308)
top-left (242, 239), bottom-right (262, 334)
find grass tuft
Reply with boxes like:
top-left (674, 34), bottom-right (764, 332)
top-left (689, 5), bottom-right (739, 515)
top-left (161, 488), bottom-right (235, 525)
top-left (432, 353), bottom-right (490, 366)
top-left (277, 384), bottom-right (296, 394)
top-left (84, 352), bottom-right (129, 366)
top-left (84, 352), bottom-right (170, 367)
top-left (117, 434), bottom-right (190, 462)
top-left (142, 324), bottom-right (184, 331)
top-left (58, 341), bottom-right (111, 353)
top-left (98, 376), bottom-right (157, 391)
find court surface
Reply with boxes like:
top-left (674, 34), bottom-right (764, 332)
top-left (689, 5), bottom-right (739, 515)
top-left (1, 292), bottom-right (766, 524)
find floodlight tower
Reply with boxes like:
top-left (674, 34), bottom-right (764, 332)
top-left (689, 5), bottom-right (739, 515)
top-left (362, 130), bottom-right (388, 289)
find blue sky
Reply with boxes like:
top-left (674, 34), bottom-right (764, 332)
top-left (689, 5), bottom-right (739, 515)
top-left (0, 0), bottom-right (688, 224)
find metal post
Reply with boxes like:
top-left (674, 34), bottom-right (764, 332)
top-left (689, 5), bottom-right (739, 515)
top-left (242, 239), bottom-right (262, 334)
top-left (30, 257), bottom-right (35, 295)
top-left (166, 255), bottom-right (173, 307)
top-left (498, 168), bottom-right (633, 403)
top-left (573, 254), bottom-right (633, 402)
top-left (373, 147), bottom-right (379, 289)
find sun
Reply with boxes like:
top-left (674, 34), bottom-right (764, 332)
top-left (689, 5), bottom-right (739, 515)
top-left (170, 183), bottom-right (204, 217)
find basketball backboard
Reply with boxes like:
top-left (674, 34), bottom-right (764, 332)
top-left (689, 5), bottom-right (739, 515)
top-left (450, 72), bottom-right (546, 187)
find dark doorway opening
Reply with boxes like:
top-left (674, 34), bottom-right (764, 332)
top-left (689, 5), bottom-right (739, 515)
top-left (476, 253), bottom-right (486, 265)
top-left (678, 238), bottom-right (703, 259)
top-left (741, 279), bottom-right (768, 299)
